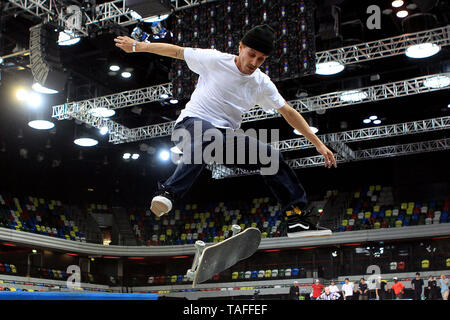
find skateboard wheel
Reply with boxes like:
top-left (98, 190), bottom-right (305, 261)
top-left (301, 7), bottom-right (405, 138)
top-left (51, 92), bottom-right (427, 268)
top-left (194, 240), bottom-right (205, 248)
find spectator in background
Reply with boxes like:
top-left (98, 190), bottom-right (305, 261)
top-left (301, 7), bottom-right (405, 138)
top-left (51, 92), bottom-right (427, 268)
top-left (358, 278), bottom-right (369, 300)
top-left (289, 281), bottom-right (300, 300)
top-left (329, 280), bottom-right (340, 298)
top-left (427, 275), bottom-right (439, 300)
top-left (341, 278), bottom-right (355, 300)
top-left (391, 277), bottom-right (405, 299)
top-left (376, 277), bottom-right (388, 300)
top-left (439, 275), bottom-right (449, 300)
top-left (411, 273), bottom-right (424, 300)
top-left (318, 286), bottom-right (341, 300)
top-left (311, 279), bottom-right (325, 300)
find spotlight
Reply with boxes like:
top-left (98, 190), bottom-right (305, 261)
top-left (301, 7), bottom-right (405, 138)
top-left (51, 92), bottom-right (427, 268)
top-left (123, 153), bottom-right (131, 160)
top-left (363, 118), bottom-right (371, 124)
top-left (315, 61), bottom-right (345, 75)
top-left (340, 90), bottom-right (368, 102)
top-left (396, 10), bottom-right (408, 18)
top-left (169, 99), bottom-right (179, 104)
top-left (391, 0), bottom-right (404, 8)
top-left (160, 93), bottom-right (169, 99)
top-left (369, 115), bottom-right (378, 120)
top-left (88, 107), bottom-right (116, 118)
top-left (28, 120), bottom-right (55, 130)
top-left (74, 138), bottom-right (98, 147)
top-left (109, 65), bottom-right (120, 72)
top-left (373, 119), bottom-right (382, 125)
top-left (423, 75), bottom-right (450, 89)
top-left (27, 92), bottom-right (42, 108)
top-left (32, 83), bottom-right (58, 94)
top-left (58, 30), bottom-right (81, 46)
top-left (405, 43), bottom-right (441, 59)
top-left (158, 150), bottom-right (170, 161)
top-left (16, 89), bottom-right (28, 101)
top-left (132, 153), bottom-right (140, 160)
top-left (121, 71), bottom-right (132, 78)
top-left (99, 126), bottom-right (109, 135)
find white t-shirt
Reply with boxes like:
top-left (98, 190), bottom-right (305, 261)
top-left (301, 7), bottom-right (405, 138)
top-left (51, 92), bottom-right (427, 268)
top-left (177, 48), bottom-right (285, 130)
top-left (341, 282), bottom-right (354, 296)
top-left (329, 285), bottom-right (340, 293)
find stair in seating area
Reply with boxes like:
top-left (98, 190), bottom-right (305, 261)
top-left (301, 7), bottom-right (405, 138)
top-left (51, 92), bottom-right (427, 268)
top-left (319, 190), bottom-right (351, 231)
top-left (112, 207), bottom-right (137, 246)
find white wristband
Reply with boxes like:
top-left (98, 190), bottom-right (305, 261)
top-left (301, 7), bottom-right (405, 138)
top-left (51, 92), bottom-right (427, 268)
top-left (132, 41), bottom-right (137, 52)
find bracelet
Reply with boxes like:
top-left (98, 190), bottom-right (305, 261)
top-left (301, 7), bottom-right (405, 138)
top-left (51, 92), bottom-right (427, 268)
top-left (132, 40), bottom-right (137, 52)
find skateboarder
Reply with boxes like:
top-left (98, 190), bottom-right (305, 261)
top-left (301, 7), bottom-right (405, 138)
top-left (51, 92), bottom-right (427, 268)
top-left (114, 24), bottom-right (337, 238)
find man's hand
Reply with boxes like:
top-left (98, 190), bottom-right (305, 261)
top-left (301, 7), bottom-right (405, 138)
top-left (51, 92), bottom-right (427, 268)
top-left (316, 144), bottom-right (337, 168)
top-left (114, 36), bottom-right (135, 53)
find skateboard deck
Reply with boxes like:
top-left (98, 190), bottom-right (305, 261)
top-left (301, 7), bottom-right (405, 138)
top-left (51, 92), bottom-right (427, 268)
top-left (192, 227), bottom-right (261, 287)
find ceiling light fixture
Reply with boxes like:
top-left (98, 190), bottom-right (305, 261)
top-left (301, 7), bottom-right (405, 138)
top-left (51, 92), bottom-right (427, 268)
top-left (391, 0), bottom-right (404, 8)
top-left (405, 43), bottom-right (440, 59)
top-left (396, 10), bottom-right (408, 18)
top-left (423, 75), bottom-right (450, 89)
top-left (32, 83), bottom-right (58, 94)
top-left (88, 107), bottom-right (116, 118)
top-left (74, 138), bottom-right (98, 147)
top-left (58, 30), bottom-right (81, 46)
top-left (109, 65), bottom-right (120, 72)
top-left (315, 61), bottom-right (345, 75)
top-left (28, 120), bottom-right (55, 130)
top-left (121, 71), bottom-right (132, 78)
top-left (340, 90), bottom-right (368, 102)
top-left (123, 153), bottom-right (131, 160)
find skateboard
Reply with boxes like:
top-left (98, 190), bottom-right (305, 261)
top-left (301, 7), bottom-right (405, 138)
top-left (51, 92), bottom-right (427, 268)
top-left (186, 225), bottom-right (261, 288)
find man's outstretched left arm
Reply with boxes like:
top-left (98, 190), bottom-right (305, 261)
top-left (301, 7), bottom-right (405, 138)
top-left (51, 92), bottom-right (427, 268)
top-left (277, 103), bottom-right (337, 169)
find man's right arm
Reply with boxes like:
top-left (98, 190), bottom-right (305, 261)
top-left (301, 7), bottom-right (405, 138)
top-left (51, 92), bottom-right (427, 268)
top-left (114, 36), bottom-right (185, 60)
top-left (136, 42), bottom-right (185, 60)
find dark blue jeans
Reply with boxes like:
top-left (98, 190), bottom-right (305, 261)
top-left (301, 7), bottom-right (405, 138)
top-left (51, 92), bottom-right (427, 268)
top-left (159, 117), bottom-right (307, 212)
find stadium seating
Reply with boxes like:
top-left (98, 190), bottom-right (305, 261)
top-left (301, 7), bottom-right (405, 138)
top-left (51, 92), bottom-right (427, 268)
top-left (0, 193), bottom-right (85, 242)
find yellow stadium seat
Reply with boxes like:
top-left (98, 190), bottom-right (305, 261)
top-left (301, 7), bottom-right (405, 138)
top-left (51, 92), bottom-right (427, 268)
top-left (401, 203), bottom-right (407, 210)
top-left (251, 208), bottom-right (256, 214)
top-left (374, 222), bottom-right (381, 229)
top-left (395, 220), bottom-right (403, 228)
top-left (261, 232), bottom-right (268, 238)
top-left (385, 210), bottom-right (392, 217)
top-left (421, 260), bottom-right (430, 269)
top-left (251, 222), bottom-right (257, 228)
top-left (166, 229), bottom-right (172, 236)
top-left (171, 275), bottom-right (177, 283)
top-left (264, 270), bottom-right (271, 278)
top-left (346, 208), bottom-right (353, 215)
top-left (375, 185), bottom-right (381, 191)
top-left (364, 212), bottom-right (371, 219)
top-left (232, 272), bottom-right (239, 280)
top-left (10, 287), bottom-right (16, 292)
top-left (373, 206), bottom-right (380, 212)
top-left (219, 236), bottom-right (225, 242)
top-left (341, 220), bottom-right (348, 226)
top-left (354, 192), bottom-right (360, 199)
top-left (240, 224), bottom-right (245, 230)
top-left (446, 258), bottom-right (450, 267)
top-left (213, 236), bottom-right (219, 243)
top-left (208, 221), bottom-right (214, 228)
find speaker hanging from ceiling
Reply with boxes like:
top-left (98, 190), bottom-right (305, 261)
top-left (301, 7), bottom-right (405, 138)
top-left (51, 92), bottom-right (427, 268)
top-left (29, 23), bottom-right (67, 93)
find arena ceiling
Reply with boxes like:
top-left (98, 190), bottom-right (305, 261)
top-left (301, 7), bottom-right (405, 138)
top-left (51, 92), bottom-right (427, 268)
top-left (0, 0), bottom-right (449, 205)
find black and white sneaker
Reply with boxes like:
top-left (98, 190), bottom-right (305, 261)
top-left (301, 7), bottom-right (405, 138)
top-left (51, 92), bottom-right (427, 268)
top-left (150, 190), bottom-right (174, 217)
top-left (286, 207), bottom-right (332, 238)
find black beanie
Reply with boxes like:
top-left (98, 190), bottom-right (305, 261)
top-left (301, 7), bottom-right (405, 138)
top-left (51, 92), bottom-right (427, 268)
top-left (241, 25), bottom-right (276, 55)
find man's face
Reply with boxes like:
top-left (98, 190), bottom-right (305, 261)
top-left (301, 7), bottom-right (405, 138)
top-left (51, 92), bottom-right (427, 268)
top-left (238, 43), bottom-right (268, 74)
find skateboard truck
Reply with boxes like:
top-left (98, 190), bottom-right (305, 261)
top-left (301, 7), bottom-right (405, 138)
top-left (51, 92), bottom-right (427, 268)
top-left (185, 225), bottom-right (242, 281)
top-left (186, 240), bottom-right (205, 281)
